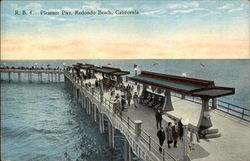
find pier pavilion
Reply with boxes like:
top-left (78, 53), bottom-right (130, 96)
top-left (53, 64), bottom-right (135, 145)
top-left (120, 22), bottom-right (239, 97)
top-left (129, 71), bottom-right (235, 137)
top-left (94, 66), bottom-right (130, 88)
top-left (73, 63), bottom-right (96, 79)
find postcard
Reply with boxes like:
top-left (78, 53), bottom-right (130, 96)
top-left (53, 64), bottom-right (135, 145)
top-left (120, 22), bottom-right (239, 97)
top-left (1, 0), bottom-right (249, 161)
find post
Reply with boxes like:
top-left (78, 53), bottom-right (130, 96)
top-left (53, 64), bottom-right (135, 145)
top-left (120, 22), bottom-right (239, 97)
top-left (8, 72), bottom-right (11, 82)
top-left (113, 102), bottom-right (118, 114)
top-left (134, 120), bottom-right (142, 140)
top-left (183, 125), bottom-right (191, 161)
top-left (108, 120), bottom-right (115, 149)
top-left (93, 104), bottom-right (97, 122)
top-left (84, 97), bottom-right (87, 109)
top-left (18, 72), bottom-right (21, 82)
top-left (99, 113), bottom-right (104, 134)
top-left (211, 98), bottom-right (217, 109)
top-left (181, 94), bottom-right (186, 99)
top-left (124, 138), bottom-right (132, 161)
top-left (197, 98), bottom-right (212, 134)
top-left (162, 90), bottom-right (174, 111)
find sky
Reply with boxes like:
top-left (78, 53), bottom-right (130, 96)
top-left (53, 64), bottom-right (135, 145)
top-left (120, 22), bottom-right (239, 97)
top-left (1, 0), bottom-right (249, 60)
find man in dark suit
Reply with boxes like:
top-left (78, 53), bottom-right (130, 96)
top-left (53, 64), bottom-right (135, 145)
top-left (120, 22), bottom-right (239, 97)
top-left (157, 127), bottom-right (166, 153)
top-left (155, 110), bottom-right (162, 129)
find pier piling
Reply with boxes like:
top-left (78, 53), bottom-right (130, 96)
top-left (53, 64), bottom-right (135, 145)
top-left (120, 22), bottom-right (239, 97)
top-left (108, 120), bottom-right (115, 149)
top-left (124, 139), bottom-right (132, 161)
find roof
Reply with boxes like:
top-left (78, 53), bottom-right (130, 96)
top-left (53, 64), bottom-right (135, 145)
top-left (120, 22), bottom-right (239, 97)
top-left (129, 71), bottom-right (235, 98)
top-left (73, 63), bottom-right (95, 69)
top-left (94, 66), bottom-right (130, 76)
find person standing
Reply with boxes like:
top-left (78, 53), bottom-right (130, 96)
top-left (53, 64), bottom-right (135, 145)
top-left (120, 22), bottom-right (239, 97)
top-left (172, 121), bottom-right (179, 148)
top-left (121, 95), bottom-right (126, 111)
top-left (133, 92), bottom-right (139, 108)
top-left (157, 127), bottom-right (165, 153)
top-left (178, 118), bottom-right (184, 141)
top-left (166, 122), bottom-right (173, 148)
top-left (137, 84), bottom-right (141, 94)
top-left (155, 110), bottom-right (162, 129)
top-left (115, 93), bottom-right (120, 101)
top-left (127, 91), bottom-right (132, 106)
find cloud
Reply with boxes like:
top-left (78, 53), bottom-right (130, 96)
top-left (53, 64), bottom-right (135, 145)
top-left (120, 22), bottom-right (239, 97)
top-left (199, 11), bottom-right (221, 17)
top-left (25, 3), bottom-right (42, 10)
top-left (168, 2), bottom-right (199, 9)
top-left (9, 2), bottom-right (42, 10)
top-left (228, 7), bottom-right (244, 13)
top-left (82, 1), bottom-right (101, 10)
top-left (47, 16), bottom-right (66, 21)
top-left (170, 8), bottom-right (206, 15)
top-left (142, 9), bottom-right (163, 15)
top-left (217, 4), bottom-right (233, 10)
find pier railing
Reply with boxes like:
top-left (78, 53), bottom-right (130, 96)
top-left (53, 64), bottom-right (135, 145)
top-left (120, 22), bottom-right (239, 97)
top-left (171, 92), bottom-right (250, 122)
top-left (90, 88), bottom-right (176, 161)
top-left (68, 73), bottom-right (177, 161)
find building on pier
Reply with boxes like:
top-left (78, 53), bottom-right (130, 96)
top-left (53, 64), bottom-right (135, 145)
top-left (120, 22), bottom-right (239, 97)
top-left (94, 66), bottom-right (130, 88)
top-left (129, 71), bottom-right (235, 138)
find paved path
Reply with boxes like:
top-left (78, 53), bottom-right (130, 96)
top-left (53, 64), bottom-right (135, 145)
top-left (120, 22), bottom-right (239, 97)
top-left (169, 97), bottom-right (250, 161)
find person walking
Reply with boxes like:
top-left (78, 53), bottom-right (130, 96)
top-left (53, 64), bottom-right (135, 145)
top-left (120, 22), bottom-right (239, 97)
top-left (115, 93), bottom-right (120, 101)
top-left (157, 126), bottom-right (165, 153)
top-left (137, 84), bottom-right (141, 94)
top-left (121, 95), bottom-right (126, 111)
top-left (172, 121), bottom-right (179, 148)
top-left (127, 91), bottom-right (132, 106)
top-left (166, 122), bottom-right (173, 148)
top-left (133, 92), bottom-right (139, 108)
top-left (178, 118), bottom-right (184, 141)
top-left (155, 110), bottom-right (162, 129)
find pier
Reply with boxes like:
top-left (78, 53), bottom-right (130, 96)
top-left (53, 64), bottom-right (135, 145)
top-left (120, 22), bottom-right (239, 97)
top-left (0, 68), bottom-right (64, 83)
top-left (1, 64), bottom-right (249, 161)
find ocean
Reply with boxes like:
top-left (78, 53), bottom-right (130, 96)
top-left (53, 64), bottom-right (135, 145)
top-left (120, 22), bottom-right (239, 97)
top-left (1, 59), bottom-right (249, 107)
top-left (1, 59), bottom-right (249, 160)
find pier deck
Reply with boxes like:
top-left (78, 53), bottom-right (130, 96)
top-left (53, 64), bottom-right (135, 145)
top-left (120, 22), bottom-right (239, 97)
top-left (79, 75), bottom-right (249, 161)
top-left (168, 96), bottom-right (250, 161)
top-left (100, 83), bottom-right (250, 161)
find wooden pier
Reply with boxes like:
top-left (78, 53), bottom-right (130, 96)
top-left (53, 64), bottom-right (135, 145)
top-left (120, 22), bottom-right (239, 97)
top-left (1, 66), bottom-right (249, 161)
top-left (0, 69), bottom-right (64, 82)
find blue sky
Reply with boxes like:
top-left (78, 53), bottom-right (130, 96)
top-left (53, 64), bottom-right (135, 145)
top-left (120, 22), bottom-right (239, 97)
top-left (1, 1), bottom-right (249, 59)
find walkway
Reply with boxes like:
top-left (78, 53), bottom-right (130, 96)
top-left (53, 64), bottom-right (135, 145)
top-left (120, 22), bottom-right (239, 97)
top-left (68, 73), bottom-right (250, 161)
top-left (101, 85), bottom-right (250, 161)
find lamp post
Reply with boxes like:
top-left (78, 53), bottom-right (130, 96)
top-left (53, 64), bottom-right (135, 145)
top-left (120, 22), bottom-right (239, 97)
top-left (63, 63), bottom-right (66, 70)
top-left (181, 118), bottom-right (191, 161)
top-left (134, 64), bottom-right (138, 85)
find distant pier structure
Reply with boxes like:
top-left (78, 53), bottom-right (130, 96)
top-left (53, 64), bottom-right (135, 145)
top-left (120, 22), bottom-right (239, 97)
top-left (1, 63), bottom-right (249, 161)
top-left (0, 68), bottom-right (64, 83)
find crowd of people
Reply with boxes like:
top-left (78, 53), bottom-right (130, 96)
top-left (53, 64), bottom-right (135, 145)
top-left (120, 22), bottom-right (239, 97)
top-left (156, 116), bottom-right (183, 152)
top-left (0, 66), bottom-right (61, 70)
top-left (108, 83), bottom-right (140, 114)
top-left (156, 112), bottom-right (200, 153)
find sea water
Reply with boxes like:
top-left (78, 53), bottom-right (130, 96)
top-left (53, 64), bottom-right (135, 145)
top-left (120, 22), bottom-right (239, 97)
top-left (1, 82), bottom-right (127, 161)
top-left (1, 59), bottom-right (249, 107)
